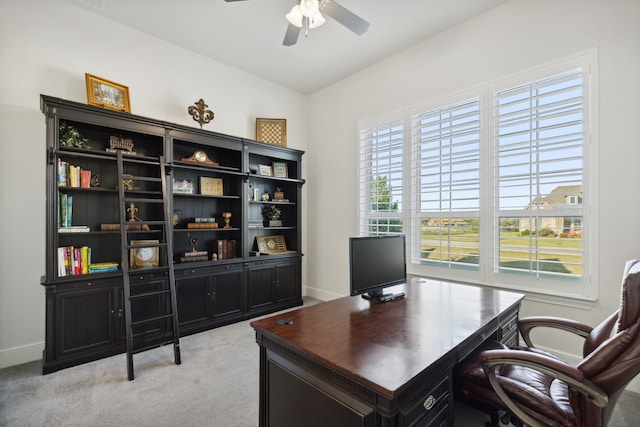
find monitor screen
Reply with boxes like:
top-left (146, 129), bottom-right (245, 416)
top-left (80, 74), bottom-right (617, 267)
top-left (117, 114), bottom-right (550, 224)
top-left (349, 235), bottom-right (407, 300)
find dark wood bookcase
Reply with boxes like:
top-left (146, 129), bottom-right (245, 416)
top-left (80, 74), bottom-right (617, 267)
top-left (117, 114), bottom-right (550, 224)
top-left (41, 95), bottom-right (304, 374)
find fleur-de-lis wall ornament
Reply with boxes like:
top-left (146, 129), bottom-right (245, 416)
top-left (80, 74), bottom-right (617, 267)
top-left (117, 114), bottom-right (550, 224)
top-left (188, 98), bottom-right (215, 129)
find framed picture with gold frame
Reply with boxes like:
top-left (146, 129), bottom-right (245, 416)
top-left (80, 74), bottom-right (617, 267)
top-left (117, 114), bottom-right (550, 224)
top-left (258, 164), bottom-right (273, 176)
top-left (129, 240), bottom-right (159, 268)
top-left (85, 73), bottom-right (131, 113)
top-left (256, 118), bottom-right (287, 147)
top-left (200, 177), bottom-right (223, 196)
top-left (256, 235), bottom-right (288, 253)
top-left (272, 162), bottom-right (288, 178)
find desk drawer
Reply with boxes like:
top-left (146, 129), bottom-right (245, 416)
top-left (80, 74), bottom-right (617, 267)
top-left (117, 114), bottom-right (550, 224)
top-left (399, 375), bottom-right (449, 427)
top-left (499, 305), bottom-right (520, 346)
top-left (457, 317), bottom-right (499, 362)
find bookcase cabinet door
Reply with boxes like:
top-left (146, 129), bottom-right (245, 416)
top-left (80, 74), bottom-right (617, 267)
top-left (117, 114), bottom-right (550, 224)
top-left (247, 261), bottom-right (276, 312)
top-left (274, 258), bottom-right (300, 304)
top-left (246, 257), bottom-right (302, 314)
top-left (210, 264), bottom-right (244, 321)
top-left (176, 270), bottom-right (212, 333)
top-left (56, 287), bottom-right (117, 357)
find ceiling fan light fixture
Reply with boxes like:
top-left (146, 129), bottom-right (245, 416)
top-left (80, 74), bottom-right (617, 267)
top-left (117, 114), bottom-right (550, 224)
top-left (308, 11), bottom-right (325, 28)
top-left (286, 5), bottom-right (304, 28)
top-left (299, 0), bottom-right (320, 17)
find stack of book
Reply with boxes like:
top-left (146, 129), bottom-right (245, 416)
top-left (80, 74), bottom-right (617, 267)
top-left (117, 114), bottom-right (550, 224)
top-left (180, 250), bottom-right (209, 263)
top-left (58, 225), bottom-right (90, 233)
top-left (187, 217), bottom-right (218, 229)
top-left (248, 220), bottom-right (264, 228)
top-left (88, 262), bottom-right (119, 273)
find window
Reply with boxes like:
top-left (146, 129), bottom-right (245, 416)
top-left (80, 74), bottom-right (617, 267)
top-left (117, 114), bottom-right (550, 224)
top-left (410, 99), bottom-right (481, 269)
top-left (358, 118), bottom-right (404, 236)
top-left (357, 52), bottom-right (594, 300)
top-left (490, 61), bottom-right (590, 297)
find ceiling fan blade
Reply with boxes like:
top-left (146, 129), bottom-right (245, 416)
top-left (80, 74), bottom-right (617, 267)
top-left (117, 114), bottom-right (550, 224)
top-left (224, 0), bottom-right (250, 2)
top-left (283, 23), bottom-right (301, 46)
top-left (322, 1), bottom-right (369, 36)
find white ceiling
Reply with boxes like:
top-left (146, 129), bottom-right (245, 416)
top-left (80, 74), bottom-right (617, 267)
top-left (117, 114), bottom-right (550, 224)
top-left (60, 0), bottom-right (509, 94)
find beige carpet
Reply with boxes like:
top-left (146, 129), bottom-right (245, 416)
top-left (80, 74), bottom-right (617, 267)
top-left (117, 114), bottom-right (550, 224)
top-left (1, 297), bottom-right (639, 426)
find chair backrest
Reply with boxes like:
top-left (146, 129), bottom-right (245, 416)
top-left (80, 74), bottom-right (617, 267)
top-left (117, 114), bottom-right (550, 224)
top-left (576, 259), bottom-right (640, 426)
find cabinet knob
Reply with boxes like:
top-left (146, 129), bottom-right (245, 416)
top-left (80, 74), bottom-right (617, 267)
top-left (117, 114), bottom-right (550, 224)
top-left (423, 395), bottom-right (436, 411)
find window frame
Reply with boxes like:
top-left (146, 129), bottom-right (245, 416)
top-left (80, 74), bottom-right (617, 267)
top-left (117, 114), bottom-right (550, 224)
top-left (356, 51), bottom-right (597, 303)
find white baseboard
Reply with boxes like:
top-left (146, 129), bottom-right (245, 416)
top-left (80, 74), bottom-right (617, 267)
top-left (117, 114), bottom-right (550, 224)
top-left (303, 285), bottom-right (342, 302)
top-left (0, 341), bottom-right (43, 369)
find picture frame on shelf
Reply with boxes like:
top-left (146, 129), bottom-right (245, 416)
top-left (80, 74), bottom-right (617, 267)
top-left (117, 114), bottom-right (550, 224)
top-left (256, 118), bottom-right (287, 147)
top-left (258, 164), bottom-right (273, 176)
top-left (172, 178), bottom-right (194, 194)
top-left (85, 73), bottom-right (131, 113)
top-left (129, 240), bottom-right (159, 269)
top-left (256, 235), bottom-right (288, 254)
top-left (200, 177), bottom-right (223, 196)
top-left (272, 162), bottom-right (288, 178)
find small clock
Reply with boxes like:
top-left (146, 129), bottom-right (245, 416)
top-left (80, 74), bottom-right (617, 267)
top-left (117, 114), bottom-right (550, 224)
top-left (181, 150), bottom-right (218, 166)
top-left (130, 240), bottom-right (159, 268)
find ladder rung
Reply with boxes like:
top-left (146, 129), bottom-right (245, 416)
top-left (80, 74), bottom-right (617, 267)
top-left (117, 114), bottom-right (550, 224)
top-left (129, 289), bottom-right (172, 299)
top-left (126, 266), bottom-right (170, 275)
top-left (124, 197), bottom-right (164, 204)
top-left (127, 242), bottom-right (168, 249)
top-left (126, 176), bottom-right (162, 182)
top-left (138, 220), bottom-right (167, 226)
top-left (131, 313), bottom-right (175, 327)
top-left (132, 340), bottom-right (179, 355)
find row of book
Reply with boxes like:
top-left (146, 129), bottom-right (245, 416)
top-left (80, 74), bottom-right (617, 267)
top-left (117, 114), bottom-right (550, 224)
top-left (57, 246), bottom-right (119, 276)
top-left (59, 194), bottom-right (73, 228)
top-left (214, 239), bottom-right (237, 260)
top-left (58, 159), bottom-right (91, 188)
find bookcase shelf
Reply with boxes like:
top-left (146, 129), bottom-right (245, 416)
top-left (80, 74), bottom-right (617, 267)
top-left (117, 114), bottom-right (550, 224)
top-left (41, 94), bottom-right (304, 374)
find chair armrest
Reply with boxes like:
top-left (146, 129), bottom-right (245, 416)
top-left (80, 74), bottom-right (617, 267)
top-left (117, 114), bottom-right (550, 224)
top-left (480, 349), bottom-right (608, 427)
top-left (518, 316), bottom-right (593, 348)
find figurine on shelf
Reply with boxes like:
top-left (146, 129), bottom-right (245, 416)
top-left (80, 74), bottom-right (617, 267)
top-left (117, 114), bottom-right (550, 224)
top-left (222, 212), bottom-right (232, 228)
top-left (273, 188), bottom-right (284, 201)
top-left (262, 191), bottom-right (270, 201)
top-left (188, 233), bottom-right (198, 252)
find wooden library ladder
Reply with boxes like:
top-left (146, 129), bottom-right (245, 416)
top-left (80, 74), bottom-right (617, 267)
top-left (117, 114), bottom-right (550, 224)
top-left (116, 151), bottom-right (181, 380)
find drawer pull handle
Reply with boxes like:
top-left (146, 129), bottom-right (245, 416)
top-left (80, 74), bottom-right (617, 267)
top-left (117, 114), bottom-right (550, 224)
top-left (423, 395), bottom-right (436, 411)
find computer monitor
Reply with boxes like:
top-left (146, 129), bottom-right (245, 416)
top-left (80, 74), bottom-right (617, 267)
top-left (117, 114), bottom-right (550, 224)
top-left (349, 234), bottom-right (407, 301)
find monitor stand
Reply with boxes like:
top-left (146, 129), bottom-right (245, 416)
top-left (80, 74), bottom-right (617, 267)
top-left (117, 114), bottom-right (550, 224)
top-left (362, 291), bottom-right (405, 303)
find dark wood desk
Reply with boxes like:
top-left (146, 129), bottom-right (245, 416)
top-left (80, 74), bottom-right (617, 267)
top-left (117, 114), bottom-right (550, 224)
top-left (251, 278), bottom-right (524, 426)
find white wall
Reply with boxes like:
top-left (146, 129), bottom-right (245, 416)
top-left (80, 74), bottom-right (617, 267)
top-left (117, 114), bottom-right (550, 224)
top-left (306, 0), bottom-right (640, 391)
top-left (0, 0), bottom-right (308, 368)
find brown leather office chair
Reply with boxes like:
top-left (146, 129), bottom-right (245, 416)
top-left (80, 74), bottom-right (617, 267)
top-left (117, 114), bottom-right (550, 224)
top-left (457, 259), bottom-right (640, 427)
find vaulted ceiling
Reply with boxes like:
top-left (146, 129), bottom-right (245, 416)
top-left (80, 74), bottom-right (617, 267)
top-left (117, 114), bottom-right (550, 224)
top-left (59, 0), bottom-right (509, 93)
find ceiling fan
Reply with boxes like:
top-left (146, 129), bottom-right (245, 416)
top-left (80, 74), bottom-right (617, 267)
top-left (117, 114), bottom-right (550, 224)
top-left (224, 0), bottom-right (369, 46)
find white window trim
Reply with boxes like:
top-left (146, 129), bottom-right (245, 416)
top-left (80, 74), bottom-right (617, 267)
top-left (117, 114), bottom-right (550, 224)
top-left (357, 50), bottom-right (598, 306)
top-left (484, 50), bottom-right (597, 303)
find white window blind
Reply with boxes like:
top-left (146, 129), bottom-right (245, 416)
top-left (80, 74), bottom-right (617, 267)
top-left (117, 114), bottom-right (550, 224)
top-left (358, 120), bottom-right (404, 236)
top-left (411, 99), bottom-right (481, 268)
top-left (494, 70), bottom-right (584, 279)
